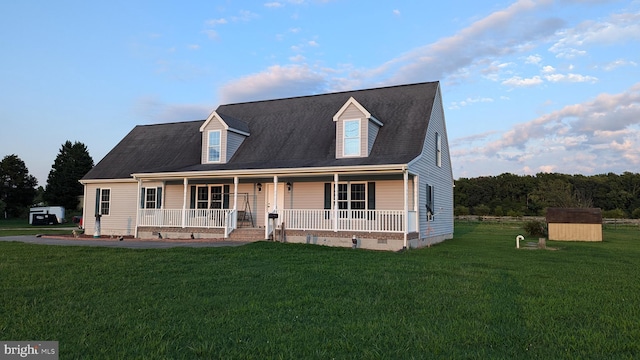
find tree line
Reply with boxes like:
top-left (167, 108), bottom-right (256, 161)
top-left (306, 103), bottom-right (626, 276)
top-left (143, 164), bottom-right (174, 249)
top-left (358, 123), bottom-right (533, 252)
top-left (0, 141), bottom-right (93, 219)
top-left (455, 172), bottom-right (640, 219)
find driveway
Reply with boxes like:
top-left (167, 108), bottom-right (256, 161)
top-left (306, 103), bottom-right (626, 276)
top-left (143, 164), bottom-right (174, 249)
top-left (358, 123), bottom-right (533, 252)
top-left (0, 235), bottom-right (250, 249)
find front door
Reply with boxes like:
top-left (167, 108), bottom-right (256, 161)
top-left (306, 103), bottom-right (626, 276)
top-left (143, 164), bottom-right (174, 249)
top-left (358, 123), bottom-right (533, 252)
top-left (266, 183), bottom-right (285, 225)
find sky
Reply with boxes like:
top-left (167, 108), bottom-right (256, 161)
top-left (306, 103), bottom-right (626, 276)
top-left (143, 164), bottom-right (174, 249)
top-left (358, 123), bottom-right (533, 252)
top-left (1, 0), bottom-right (639, 186)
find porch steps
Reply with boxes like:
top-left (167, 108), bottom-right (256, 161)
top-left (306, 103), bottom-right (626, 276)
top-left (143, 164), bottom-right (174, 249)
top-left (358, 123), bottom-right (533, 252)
top-left (227, 227), bottom-right (266, 242)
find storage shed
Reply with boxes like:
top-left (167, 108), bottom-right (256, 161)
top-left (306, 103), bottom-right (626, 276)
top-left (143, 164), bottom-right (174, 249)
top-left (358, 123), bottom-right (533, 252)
top-left (546, 207), bottom-right (602, 242)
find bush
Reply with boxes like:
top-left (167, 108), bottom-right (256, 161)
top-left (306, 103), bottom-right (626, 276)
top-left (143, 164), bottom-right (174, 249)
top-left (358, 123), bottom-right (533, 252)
top-left (454, 205), bottom-right (469, 216)
top-left (632, 208), bottom-right (640, 219)
top-left (523, 220), bottom-right (547, 237)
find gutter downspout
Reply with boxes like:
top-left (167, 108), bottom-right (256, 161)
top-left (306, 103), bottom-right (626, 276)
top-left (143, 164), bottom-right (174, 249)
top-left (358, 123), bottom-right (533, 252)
top-left (135, 178), bottom-right (141, 238)
top-left (182, 178), bottom-right (187, 228)
top-left (403, 168), bottom-right (408, 250)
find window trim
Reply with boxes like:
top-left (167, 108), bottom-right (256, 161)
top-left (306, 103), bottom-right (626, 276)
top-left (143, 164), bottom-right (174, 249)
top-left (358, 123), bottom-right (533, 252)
top-left (100, 188), bottom-right (111, 216)
top-left (436, 132), bottom-right (442, 167)
top-left (195, 185), bottom-right (225, 210)
top-left (207, 130), bottom-right (222, 163)
top-left (141, 187), bottom-right (163, 209)
top-left (426, 184), bottom-right (434, 221)
top-left (336, 181), bottom-right (367, 218)
top-left (343, 119), bottom-right (361, 157)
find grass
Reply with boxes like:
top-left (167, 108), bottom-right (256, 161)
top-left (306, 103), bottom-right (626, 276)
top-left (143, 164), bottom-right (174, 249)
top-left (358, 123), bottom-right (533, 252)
top-left (0, 218), bottom-right (75, 236)
top-left (1, 221), bottom-right (639, 359)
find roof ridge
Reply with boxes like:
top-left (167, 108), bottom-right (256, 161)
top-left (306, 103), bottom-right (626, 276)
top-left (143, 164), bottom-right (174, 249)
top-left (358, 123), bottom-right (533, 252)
top-left (221, 81), bottom-right (439, 107)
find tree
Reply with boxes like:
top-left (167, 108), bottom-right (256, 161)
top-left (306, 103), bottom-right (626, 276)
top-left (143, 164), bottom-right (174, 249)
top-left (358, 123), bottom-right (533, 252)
top-left (0, 154), bottom-right (38, 218)
top-left (44, 141), bottom-right (94, 211)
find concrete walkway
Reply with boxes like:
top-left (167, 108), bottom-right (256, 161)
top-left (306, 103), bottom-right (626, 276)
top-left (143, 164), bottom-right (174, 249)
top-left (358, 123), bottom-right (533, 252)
top-left (0, 235), bottom-right (251, 249)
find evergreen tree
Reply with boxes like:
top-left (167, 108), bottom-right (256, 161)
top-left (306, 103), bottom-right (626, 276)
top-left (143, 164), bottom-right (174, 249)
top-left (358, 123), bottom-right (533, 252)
top-left (44, 141), bottom-right (94, 211)
top-left (0, 154), bottom-right (38, 218)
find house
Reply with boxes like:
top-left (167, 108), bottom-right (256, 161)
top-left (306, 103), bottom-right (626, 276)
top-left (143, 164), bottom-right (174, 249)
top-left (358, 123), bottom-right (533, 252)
top-left (546, 207), bottom-right (602, 242)
top-left (80, 81), bottom-right (454, 251)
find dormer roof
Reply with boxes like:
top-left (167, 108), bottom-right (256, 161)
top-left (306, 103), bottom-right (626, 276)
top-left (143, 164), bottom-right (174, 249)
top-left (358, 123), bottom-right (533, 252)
top-left (199, 111), bottom-right (250, 136)
top-left (333, 97), bottom-right (383, 126)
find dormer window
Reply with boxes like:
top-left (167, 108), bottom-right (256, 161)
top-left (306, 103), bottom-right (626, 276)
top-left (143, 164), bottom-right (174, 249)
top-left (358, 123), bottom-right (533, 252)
top-left (343, 119), bottom-right (361, 156)
top-left (208, 130), bottom-right (221, 162)
top-left (333, 97), bottom-right (382, 159)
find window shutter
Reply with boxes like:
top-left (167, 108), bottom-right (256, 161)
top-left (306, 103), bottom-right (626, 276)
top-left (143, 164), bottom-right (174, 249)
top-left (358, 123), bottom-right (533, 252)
top-left (324, 183), bottom-right (332, 209)
top-left (157, 187), bottom-right (162, 209)
top-left (95, 188), bottom-right (101, 215)
top-left (367, 182), bottom-right (375, 210)
top-left (324, 183), bottom-right (332, 219)
top-left (223, 185), bottom-right (230, 209)
top-left (140, 187), bottom-right (145, 209)
top-left (190, 186), bottom-right (196, 209)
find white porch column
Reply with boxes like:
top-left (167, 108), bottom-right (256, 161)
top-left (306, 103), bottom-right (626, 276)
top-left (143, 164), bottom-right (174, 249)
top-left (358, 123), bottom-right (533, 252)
top-left (135, 178), bottom-right (142, 238)
top-left (403, 169), bottom-right (409, 250)
top-left (233, 176), bottom-right (239, 211)
top-left (273, 176), bottom-right (279, 212)
top-left (414, 174), bottom-right (420, 233)
top-left (333, 173), bottom-right (339, 232)
top-left (182, 178), bottom-right (188, 228)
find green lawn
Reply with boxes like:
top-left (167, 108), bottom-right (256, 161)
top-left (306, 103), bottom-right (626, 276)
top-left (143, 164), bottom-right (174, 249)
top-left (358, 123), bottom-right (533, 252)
top-left (0, 218), bottom-right (75, 236)
top-left (1, 221), bottom-right (639, 359)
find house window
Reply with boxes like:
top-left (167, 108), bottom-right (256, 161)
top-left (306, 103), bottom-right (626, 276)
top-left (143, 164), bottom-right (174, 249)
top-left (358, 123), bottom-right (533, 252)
top-left (100, 189), bottom-right (110, 215)
top-left (426, 184), bottom-right (434, 220)
top-left (141, 187), bottom-right (162, 209)
top-left (208, 130), bottom-right (221, 162)
top-left (343, 119), bottom-right (360, 156)
top-left (338, 182), bottom-right (366, 218)
top-left (196, 185), bottom-right (224, 209)
top-left (436, 132), bottom-right (442, 167)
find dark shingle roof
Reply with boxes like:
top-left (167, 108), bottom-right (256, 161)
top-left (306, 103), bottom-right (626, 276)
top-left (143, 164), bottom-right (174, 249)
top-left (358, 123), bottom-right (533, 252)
top-left (82, 81), bottom-right (439, 180)
top-left (82, 120), bottom-right (204, 179)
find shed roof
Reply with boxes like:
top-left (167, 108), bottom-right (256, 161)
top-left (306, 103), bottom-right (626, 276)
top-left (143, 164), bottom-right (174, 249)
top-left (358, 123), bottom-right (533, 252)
top-left (546, 208), bottom-right (602, 224)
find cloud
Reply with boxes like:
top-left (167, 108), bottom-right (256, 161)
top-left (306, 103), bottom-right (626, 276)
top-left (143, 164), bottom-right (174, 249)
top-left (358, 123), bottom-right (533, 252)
top-left (219, 65), bottom-right (327, 103)
top-left (376, 0), bottom-right (564, 86)
top-left (602, 59), bottom-right (637, 71)
top-left (393, 9), bottom-right (401, 16)
top-left (544, 72), bottom-right (597, 83)
top-left (206, 18), bottom-right (228, 26)
top-left (133, 97), bottom-right (211, 123)
top-left (502, 75), bottom-right (544, 87)
top-left (453, 83), bottom-right (640, 176)
top-left (549, 11), bottom-right (640, 58)
top-left (264, 2), bottom-right (284, 8)
top-left (525, 54), bottom-right (542, 64)
top-left (449, 97), bottom-right (494, 109)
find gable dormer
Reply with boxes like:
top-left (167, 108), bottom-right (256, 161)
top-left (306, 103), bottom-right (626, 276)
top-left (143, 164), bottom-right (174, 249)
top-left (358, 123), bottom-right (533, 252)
top-left (333, 97), bottom-right (383, 159)
top-left (199, 111), bottom-right (250, 164)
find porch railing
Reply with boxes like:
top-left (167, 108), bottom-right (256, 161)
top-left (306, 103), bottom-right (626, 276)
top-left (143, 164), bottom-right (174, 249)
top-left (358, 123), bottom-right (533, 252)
top-left (138, 209), bottom-right (417, 235)
top-left (138, 209), bottom-right (234, 229)
top-left (280, 209), bottom-right (414, 233)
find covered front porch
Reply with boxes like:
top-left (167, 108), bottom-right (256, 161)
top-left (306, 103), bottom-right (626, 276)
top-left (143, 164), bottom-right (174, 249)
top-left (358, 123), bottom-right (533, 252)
top-left (133, 166), bottom-right (420, 246)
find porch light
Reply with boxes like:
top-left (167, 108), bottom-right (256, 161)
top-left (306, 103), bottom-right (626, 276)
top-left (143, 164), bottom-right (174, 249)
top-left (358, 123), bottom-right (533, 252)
top-left (257, 183), bottom-right (262, 192)
top-left (286, 182), bottom-right (292, 191)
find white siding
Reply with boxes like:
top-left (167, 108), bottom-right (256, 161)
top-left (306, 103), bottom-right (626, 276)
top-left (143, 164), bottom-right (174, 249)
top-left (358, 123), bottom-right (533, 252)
top-left (82, 181), bottom-right (138, 236)
top-left (368, 121), bottom-right (380, 156)
top-left (291, 182), bottom-right (325, 209)
top-left (408, 85), bottom-right (454, 243)
top-left (227, 131), bottom-right (245, 161)
top-left (165, 184), bottom-right (185, 209)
